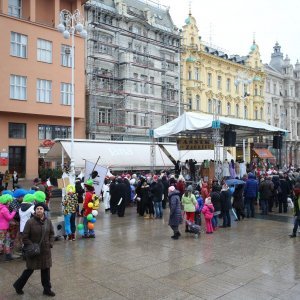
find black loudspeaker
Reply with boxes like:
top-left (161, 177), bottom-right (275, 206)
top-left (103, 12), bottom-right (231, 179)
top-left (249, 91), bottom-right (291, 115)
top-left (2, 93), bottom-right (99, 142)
top-left (273, 135), bottom-right (282, 149)
top-left (224, 131), bottom-right (236, 147)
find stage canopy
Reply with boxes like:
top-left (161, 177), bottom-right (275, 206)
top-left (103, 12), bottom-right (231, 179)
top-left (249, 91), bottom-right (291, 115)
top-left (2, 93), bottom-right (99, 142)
top-left (45, 139), bottom-right (233, 171)
top-left (154, 112), bottom-right (288, 140)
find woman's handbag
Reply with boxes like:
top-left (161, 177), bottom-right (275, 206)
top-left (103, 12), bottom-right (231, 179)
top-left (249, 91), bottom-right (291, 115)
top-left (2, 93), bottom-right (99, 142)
top-left (23, 222), bottom-right (47, 258)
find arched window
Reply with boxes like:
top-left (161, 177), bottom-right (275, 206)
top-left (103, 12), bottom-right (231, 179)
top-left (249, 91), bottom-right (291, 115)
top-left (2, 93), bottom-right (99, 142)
top-left (235, 104), bottom-right (239, 117)
top-left (260, 107), bottom-right (263, 120)
top-left (196, 95), bottom-right (200, 111)
top-left (227, 102), bottom-right (231, 115)
top-left (244, 105), bottom-right (248, 119)
top-left (208, 99), bottom-right (212, 113)
top-left (217, 100), bottom-right (222, 114)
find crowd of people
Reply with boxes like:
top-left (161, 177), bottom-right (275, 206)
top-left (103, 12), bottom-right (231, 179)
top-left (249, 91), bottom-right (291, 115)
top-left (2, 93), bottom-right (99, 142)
top-left (1, 164), bottom-right (300, 296)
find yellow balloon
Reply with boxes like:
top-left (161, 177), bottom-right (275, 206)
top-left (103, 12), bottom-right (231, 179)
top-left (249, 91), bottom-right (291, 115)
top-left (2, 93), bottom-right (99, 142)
top-left (88, 202), bottom-right (93, 208)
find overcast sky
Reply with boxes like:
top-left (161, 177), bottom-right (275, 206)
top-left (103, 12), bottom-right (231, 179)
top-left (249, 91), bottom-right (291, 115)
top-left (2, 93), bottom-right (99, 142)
top-left (158, 0), bottom-right (300, 65)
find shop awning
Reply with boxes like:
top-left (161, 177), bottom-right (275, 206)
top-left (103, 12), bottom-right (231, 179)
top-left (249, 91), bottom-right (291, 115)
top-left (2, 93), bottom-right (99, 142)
top-left (252, 148), bottom-right (275, 159)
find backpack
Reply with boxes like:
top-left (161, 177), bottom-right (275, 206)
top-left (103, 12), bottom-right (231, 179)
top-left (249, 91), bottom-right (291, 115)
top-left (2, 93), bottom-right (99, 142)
top-left (92, 194), bottom-right (100, 210)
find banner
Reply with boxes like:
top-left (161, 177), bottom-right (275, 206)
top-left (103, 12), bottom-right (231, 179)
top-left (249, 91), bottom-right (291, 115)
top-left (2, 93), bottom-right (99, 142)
top-left (84, 160), bottom-right (108, 196)
top-left (177, 138), bottom-right (214, 150)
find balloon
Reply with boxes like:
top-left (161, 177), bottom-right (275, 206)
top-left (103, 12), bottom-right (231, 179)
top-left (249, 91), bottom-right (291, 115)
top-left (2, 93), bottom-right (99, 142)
top-left (91, 218), bottom-right (96, 223)
top-left (78, 229), bottom-right (84, 236)
top-left (92, 210), bottom-right (98, 217)
top-left (87, 214), bottom-right (93, 221)
top-left (88, 202), bottom-right (93, 208)
top-left (77, 223), bottom-right (84, 230)
top-left (88, 223), bottom-right (94, 230)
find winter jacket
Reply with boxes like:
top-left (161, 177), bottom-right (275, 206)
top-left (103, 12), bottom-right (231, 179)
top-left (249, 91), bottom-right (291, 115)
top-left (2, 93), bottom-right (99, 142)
top-left (202, 203), bottom-right (214, 219)
top-left (244, 173), bottom-right (258, 198)
top-left (23, 215), bottom-right (54, 270)
top-left (19, 203), bottom-right (35, 232)
top-left (75, 182), bottom-right (85, 203)
top-left (83, 191), bottom-right (94, 217)
top-left (62, 193), bottom-right (78, 215)
top-left (279, 179), bottom-right (290, 197)
top-left (220, 189), bottom-right (232, 211)
top-left (293, 196), bottom-right (300, 218)
top-left (232, 185), bottom-right (244, 210)
top-left (0, 204), bottom-right (16, 230)
top-left (168, 190), bottom-right (183, 226)
top-left (210, 191), bottom-right (221, 212)
top-left (195, 195), bottom-right (204, 213)
top-left (150, 181), bottom-right (164, 202)
top-left (201, 183), bottom-right (209, 200)
top-left (181, 193), bottom-right (197, 212)
top-left (259, 179), bottom-right (274, 200)
top-left (176, 181), bottom-right (186, 196)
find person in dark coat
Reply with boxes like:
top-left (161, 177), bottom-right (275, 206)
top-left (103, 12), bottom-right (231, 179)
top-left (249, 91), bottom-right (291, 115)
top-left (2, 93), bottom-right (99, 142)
top-left (168, 186), bottom-right (182, 239)
top-left (278, 174), bottom-right (290, 213)
top-left (150, 176), bottom-right (164, 218)
top-left (272, 175), bottom-right (280, 211)
top-left (189, 159), bottom-right (197, 181)
top-left (75, 178), bottom-right (84, 216)
top-left (259, 176), bottom-right (274, 215)
top-left (161, 175), bottom-right (169, 209)
top-left (210, 184), bottom-right (221, 229)
top-left (138, 178), bottom-right (153, 218)
top-left (13, 203), bottom-right (55, 296)
top-left (174, 160), bottom-right (181, 178)
top-left (220, 184), bottom-right (232, 227)
top-left (115, 178), bottom-right (127, 217)
top-left (109, 178), bottom-right (118, 214)
top-left (290, 190), bottom-right (300, 237)
top-left (232, 184), bottom-right (245, 220)
top-left (244, 173), bottom-right (258, 218)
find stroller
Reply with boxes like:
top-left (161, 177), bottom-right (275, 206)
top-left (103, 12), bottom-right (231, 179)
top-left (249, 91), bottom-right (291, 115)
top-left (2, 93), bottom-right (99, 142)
top-left (186, 219), bottom-right (201, 238)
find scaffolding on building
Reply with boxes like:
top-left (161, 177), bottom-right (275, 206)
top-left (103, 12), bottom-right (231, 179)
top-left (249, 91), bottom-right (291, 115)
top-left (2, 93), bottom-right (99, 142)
top-left (85, 0), bottom-right (180, 142)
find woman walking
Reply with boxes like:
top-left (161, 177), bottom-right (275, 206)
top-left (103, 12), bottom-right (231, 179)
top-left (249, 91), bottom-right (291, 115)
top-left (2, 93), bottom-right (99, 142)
top-left (232, 184), bottom-right (245, 221)
top-left (168, 186), bottom-right (182, 239)
top-left (13, 202), bottom-right (55, 296)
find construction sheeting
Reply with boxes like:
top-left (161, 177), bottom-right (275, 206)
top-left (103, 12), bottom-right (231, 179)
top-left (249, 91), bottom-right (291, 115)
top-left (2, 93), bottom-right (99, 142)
top-left (45, 139), bottom-right (233, 170)
top-left (154, 112), bottom-right (288, 139)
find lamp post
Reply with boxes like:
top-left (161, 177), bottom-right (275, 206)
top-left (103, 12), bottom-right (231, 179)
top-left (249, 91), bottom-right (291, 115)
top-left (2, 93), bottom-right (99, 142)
top-left (57, 9), bottom-right (87, 184)
top-left (234, 72), bottom-right (252, 162)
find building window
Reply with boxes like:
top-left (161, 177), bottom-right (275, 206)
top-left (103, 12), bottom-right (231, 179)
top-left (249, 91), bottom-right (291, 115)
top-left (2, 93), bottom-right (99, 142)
top-left (267, 103), bottom-right (271, 114)
top-left (255, 107), bottom-right (258, 119)
top-left (8, 0), bottom-right (22, 17)
top-left (273, 83), bottom-right (277, 95)
top-left (133, 73), bottom-right (138, 92)
top-left (98, 108), bottom-right (112, 124)
top-left (196, 95), bottom-right (200, 110)
top-left (188, 98), bottom-right (192, 110)
top-left (217, 100), bottom-right (222, 114)
top-left (37, 39), bottom-right (52, 63)
top-left (188, 70), bottom-right (192, 80)
top-left (150, 77), bottom-right (154, 95)
top-left (60, 83), bottom-right (73, 105)
top-left (217, 76), bottom-right (222, 90)
top-left (10, 32), bottom-right (27, 58)
top-left (195, 68), bottom-right (199, 81)
top-left (235, 83), bottom-right (239, 94)
top-left (38, 124), bottom-right (71, 139)
top-left (266, 81), bottom-right (270, 92)
top-left (260, 107), bottom-right (263, 120)
top-left (133, 114), bottom-right (137, 126)
top-left (9, 122), bottom-right (26, 138)
top-left (10, 74), bottom-right (27, 100)
top-left (37, 79), bottom-right (52, 103)
top-left (243, 84), bottom-right (248, 97)
top-left (244, 106), bottom-right (248, 119)
top-left (140, 115), bottom-right (147, 127)
top-left (227, 102), bottom-right (231, 115)
top-left (235, 104), bottom-right (239, 117)
top-left (208, 99), bottom-right (212, 113)
top-left (226, 78), bottom-right (231, 92)
top-left (260, 86), bottom-right (263, 96)
top-left (207, 73), bottom-right (212, 87)
top-left (61, 44), bottom-right (72, 67)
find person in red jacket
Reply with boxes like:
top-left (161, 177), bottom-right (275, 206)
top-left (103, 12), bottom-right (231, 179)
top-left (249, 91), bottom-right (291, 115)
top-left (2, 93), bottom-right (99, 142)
top-left (175, 176), bottom-right (186, 198)
top-left (82, 179), bottom-right (95, 238)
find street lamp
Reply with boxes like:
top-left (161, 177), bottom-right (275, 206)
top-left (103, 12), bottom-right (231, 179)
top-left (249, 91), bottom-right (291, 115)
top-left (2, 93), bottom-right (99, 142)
top-left (57, 9), bottom-right (87, 184)
top-left (234, 72), bottom-right (252, 162)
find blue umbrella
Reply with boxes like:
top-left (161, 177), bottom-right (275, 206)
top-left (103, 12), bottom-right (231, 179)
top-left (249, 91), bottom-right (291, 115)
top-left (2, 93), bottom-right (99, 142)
top-left (225, 179), bottom-right (245, 186)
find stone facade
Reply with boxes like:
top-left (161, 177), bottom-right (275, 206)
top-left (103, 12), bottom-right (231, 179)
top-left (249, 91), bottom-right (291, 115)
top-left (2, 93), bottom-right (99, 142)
top-left (85, 0), bottom-right (180, 141)
top-left (181, 13), bottom-right (266, 161)
top-left (264, 42), bottom-right (300, 167)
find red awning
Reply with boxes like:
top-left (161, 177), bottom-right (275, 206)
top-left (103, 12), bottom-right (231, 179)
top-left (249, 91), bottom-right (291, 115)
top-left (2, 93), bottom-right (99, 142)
top-left (253, 148), bottom-right (275, 159)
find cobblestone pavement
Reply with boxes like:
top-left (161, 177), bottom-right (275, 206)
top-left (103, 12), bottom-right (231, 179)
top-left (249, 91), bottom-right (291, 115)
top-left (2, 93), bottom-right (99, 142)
top-left (1, 193), bottom-right (300, 299)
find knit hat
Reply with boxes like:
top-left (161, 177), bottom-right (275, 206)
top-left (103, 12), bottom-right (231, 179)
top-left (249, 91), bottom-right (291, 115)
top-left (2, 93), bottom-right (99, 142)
top-left (168, 186), bottom-right (175, 193)
top-left (187, 185), bottom-right (193, 192)
top-left (153, 175), bottom-right (159, 181)
top-left (13, 188), bottom-right (27, 199)
top-left (66, 184), bottom-right (75, 193)
top-left (23, 194), bottom-right (36, 203)
top-left (205, 197), bottom-right (212, 205)
top-left (84, 179), bottom-right (94, 187)
top-left (0, 194), bottom-right (13, 204)
top-left (34, 202), bottom-right (47, 211)
top-left (34, 191), bottom-right (46, 203)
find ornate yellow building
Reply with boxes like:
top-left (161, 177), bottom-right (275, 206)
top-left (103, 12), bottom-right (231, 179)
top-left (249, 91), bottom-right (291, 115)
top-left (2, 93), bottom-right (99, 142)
top-left (181, 13), bottom-right (266, 161)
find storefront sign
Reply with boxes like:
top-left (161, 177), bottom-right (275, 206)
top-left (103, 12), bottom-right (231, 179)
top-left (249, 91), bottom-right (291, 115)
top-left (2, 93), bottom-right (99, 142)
top-left (177, 138), bottom-right (214, 150)
top-left (0, 157), bottom-right (8, 166)
top-left (0, 152), bottom-right (8, 158)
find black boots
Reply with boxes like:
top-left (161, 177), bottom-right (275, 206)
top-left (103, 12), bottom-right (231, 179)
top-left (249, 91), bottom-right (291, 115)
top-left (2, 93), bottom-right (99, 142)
top-left (13, 283), bottom-right (24, 295)
top-left (43, 290), bottom-right (56, 297)
top-left (289, 233), bottom-right (297, 238)
top-left (171, 232), bottom-right (181, 240)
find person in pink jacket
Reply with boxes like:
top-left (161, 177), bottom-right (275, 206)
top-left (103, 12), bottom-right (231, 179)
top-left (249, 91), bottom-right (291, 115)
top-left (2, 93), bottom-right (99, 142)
top-left (0, 194), bottom-right (16, 261)
top-left (202, 197), bottom-right (214, 234)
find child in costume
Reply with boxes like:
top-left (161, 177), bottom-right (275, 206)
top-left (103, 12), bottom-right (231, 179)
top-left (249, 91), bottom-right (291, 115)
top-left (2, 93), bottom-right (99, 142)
top-left (19, 194), bottom-right (35, 233)
top-left (0, 194), bottom-right (16, 260)
top-left (202, 197), bottom-right (214, 234)
top-left (82, 180), bottom-right (95, 238)
top-left (62, 185), bottom-right (78, 241)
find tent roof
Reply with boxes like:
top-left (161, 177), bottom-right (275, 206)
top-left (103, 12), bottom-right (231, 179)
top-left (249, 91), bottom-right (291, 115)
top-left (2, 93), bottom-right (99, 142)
top-left (45, 139), bottom-right (233, 170)
top-left (154, 112), bottom-right (288, 139)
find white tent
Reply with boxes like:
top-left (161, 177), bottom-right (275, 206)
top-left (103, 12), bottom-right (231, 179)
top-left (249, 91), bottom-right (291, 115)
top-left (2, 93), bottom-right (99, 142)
top-left (45, 139), bottom-right (233, 170)
top-left (154, 112), bottom-right (288, 139)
